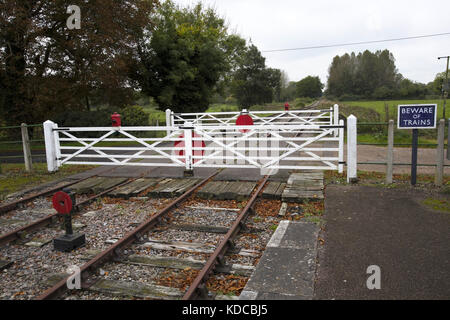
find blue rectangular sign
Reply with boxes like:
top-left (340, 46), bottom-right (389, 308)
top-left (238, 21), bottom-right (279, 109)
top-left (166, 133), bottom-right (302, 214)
top-left (397, 104), bottom-right (437, 129)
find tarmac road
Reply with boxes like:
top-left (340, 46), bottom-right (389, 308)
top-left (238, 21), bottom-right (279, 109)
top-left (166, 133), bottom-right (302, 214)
top-left (315, 184), bottom-right (450, 300)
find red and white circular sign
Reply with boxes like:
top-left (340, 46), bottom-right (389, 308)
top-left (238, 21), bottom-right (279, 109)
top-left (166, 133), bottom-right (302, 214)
top-left (236, 114), bottom-right (254, 133)
top-left (174, 132), bottom-right (205, 163)
top-left (52, 191), bottom-right (73, 215)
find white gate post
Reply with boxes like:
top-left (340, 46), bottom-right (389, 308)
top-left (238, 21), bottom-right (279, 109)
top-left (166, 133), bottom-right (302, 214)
top-left (43, 120), bottom-right (58, 172)
top-left (347, 115), bottom-right (357, 183)
top-left (183, 122), bottom-right (193, 171)
top-left (338, 119), bottom-right (344, 173)
top-left (334, 104), bottom-right (339, 136)
top-left (166, 109), bottom-right (172, 135)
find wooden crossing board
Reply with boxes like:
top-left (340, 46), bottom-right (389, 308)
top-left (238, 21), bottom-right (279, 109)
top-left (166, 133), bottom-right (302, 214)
top-left (108, 178), bottom-right (160, 198)
top-left (91, 177), bottom-right (129, 194)
top-left (197, 181), bottom-right (256, 201)
top-left (282, 172), bottom-right (324, 202)
top-left (262, 182), bottom-right (286, 200)
top-left (146, 178), bottom-right (199, 198)
top-left (70, 177), bottom-right (107, 194)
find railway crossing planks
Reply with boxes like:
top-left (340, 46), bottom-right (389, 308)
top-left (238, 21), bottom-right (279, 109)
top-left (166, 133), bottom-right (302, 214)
top-left (262, 182), bottom-right (286, 200)
top-left (108, 178), bottom-right (160, 199)
top-left (146, 178), bottom-right (200, 198)
top-left (69, 177), bottom-right (106, 194)
top-left (91, 177), bottom-right (129, 194)
top-left (282, 172), bottom-right (324, 202)
top-left (124, 255), bottom-right (255, 277)
top-left (197, 181), bottom-right (257, 201)
top-left (70, 177), bottom-right (128, 194)
top-left (46, 274), bottom-right (183, 300)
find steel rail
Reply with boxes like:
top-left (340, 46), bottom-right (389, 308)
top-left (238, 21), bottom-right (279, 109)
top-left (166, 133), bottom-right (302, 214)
top-left (0, 166), bottom-right (118, 215)
top-left (36, 170), bottom-right (220, 300)
top-left (0, 177), bottom-right (137, 248)
top-left (183, 174), bottom-right (269, 300)
top-left (0, 164), bottom-right (157, 247)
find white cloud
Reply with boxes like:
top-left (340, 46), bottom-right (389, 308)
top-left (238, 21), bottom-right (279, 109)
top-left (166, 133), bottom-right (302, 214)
top-left (173, 0), bottom-right (450, 84)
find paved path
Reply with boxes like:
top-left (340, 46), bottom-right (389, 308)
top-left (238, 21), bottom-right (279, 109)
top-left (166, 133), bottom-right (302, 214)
top-left (240, 221), bottom-right (319, 300)
top-left (315, 185), bottom-right (450, 299)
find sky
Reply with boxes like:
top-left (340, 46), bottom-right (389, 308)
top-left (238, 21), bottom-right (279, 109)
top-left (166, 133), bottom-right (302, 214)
top-left (172, 0), bottom-right (450, 85)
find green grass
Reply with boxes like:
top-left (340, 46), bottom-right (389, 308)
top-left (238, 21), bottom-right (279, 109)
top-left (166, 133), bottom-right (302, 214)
top-left (331, 98), bottom-right (449, 146)
top-left (340, 99), bottom-right (446, 121)
top-left (357, 132), bottom-right (439, 146)
top-left (422, 198), bottom-right (450, 213)
top-left (0, 163), bottom-right (97, 201)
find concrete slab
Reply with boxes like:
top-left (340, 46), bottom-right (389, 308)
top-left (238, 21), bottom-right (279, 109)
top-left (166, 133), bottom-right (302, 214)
top-left (240, 221), bottom-right (319, 300)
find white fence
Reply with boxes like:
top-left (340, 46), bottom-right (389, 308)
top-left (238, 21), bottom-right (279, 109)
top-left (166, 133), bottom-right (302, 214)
top-left (167, 105), bottom-right (339, 128)
top-left (43, 105), bottom-right (357, 181)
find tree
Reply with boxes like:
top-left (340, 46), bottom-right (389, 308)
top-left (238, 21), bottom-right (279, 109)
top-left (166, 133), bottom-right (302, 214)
top-left (231, 44), bottom-right (279, 108)
top-left (267, 68), bottom-right (282, 102)
top-left (281, 81), bottom-right (297, 101)
top-left (135, 1), bottom-right (244, 113)
top-left (428, 72), bottom-right (447, 96)
top-left (0, 0), bottom-right (156, 126)
top-left (296, 76), bottom-right (323, 98)
top-left (326, 49), bottom-right (399, 99)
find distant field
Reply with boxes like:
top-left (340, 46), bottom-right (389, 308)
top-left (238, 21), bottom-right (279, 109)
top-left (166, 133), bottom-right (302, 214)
top-left (143, 100), bottom-right (312, 124)
top-left (336, 99), bottom-right (448, 146)
top-left (340, 99), bottom-right (446, 121)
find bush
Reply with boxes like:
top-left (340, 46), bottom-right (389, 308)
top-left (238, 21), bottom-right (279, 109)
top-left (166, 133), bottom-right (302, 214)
top-left (338, 94), bottom-right (363, 101)
top-left (339, 105), bottom-right (382, 134)
top-left (52, 107), bottom-right (114, 127)
top-left (119, 105), bottom-right (149, 127)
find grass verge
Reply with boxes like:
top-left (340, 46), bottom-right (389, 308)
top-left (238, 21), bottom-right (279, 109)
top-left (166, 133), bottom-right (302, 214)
top-left (0, 163), bottom-right (97, 201)
top-left (422, 198), bottom-right (450, 213)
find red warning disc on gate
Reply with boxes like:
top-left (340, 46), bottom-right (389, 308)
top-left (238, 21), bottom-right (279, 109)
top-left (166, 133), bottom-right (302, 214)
top-left (236, 114), bottom-right (254, 133)
top-left (52, 191), bottom-right (73, 215)
top-left (174, 132), bottom-right (205, 163)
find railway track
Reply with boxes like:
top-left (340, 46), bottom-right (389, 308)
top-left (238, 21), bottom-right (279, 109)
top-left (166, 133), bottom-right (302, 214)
top-left (0, 164), bottom-right (284, 300)
top-left (0, 177), bottom-right (143, 247)
top-left (31, 172), bottom-right (275, 300)
top-left (0, 166), bottom-right (119, 216)
top-left (0, 102), bottom-right (324, 300)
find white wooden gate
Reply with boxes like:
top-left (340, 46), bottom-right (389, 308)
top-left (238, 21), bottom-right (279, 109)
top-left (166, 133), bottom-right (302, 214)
top-left (43, 105), bottom-right (356, 180)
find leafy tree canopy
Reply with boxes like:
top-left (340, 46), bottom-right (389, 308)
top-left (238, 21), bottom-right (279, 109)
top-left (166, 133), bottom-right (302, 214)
top-left (296, 76), bottom-right (323, 98)
top-left (135, 0), bottom-right (246, 113)
top-left (231, 44), bottom-right (281, 108)
top-left (0, 0), bottom-right (156, 126)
